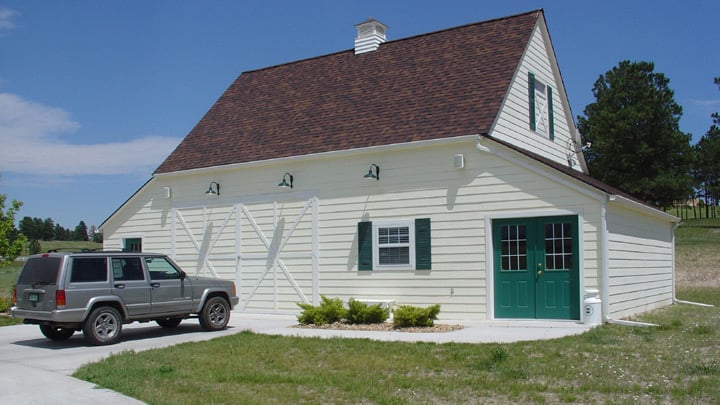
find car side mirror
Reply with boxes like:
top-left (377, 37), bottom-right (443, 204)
top-left (179, 270), bottom-right (186, 280)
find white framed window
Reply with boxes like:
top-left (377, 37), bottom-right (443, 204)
top-left (373, 220), bottom-right (416, 270)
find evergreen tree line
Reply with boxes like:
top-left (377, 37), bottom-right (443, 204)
top-left (688, 77), bottom-right (720, 219)
top-left (18, 216), bottom-right (99, 242)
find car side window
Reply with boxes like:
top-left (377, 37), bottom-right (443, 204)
top-left (145, 257), bottom-right (183, 280)
top-left (112, 257), bottom-right (145, 281)
top-left (70, 257), bottom-right (108, 283)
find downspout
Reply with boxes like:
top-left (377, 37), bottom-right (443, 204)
top-left (671, 222), bottom-right (714, 307)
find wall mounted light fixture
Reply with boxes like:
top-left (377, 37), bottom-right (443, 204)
top-left (573, 142), bottom-right (592, 153)
top-left (205, 181), bottom-right (220, 196)
top-left (364, 163), bottom-right (380, 180)
top-left (278, 172), bottom-right (294, 188)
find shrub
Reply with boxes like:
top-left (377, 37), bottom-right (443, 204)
top-left (392, 304), bottom-right (441, 328)
top-left (28, 240), bottom-right (42, 255)
top-left (297, 295), bottom-right (347, 325)
top-left (346, 299), bottom-right (389, 324)
top-left (0, 295), bottom-right (9, 313)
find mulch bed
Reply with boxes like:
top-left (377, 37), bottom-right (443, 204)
top-left (292, 322), bottom-right (463, 333)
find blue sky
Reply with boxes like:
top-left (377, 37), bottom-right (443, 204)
top-left (1, 1), bottom-right (718, 231)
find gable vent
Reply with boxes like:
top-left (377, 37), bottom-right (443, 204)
top-left (354, 18), bottom-right (388, 54)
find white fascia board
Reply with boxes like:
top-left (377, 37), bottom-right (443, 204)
top-left (607, 195), bottom-right (680, 223)
top-left (153, 134), bottom-right (480, 178)
top-left (98, 177), bottom-right (154, 232)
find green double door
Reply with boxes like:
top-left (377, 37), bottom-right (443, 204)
top-left (493, 216), bottom-right (580, 320)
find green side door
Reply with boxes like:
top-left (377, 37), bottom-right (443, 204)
top-left (493, 216), bottom-right (580, 320)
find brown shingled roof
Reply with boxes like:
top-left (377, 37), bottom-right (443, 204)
top-left (155, 10), bottom-right (541, 174)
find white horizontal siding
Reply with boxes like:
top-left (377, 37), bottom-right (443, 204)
top-left (492, 23), bottom-right (581, 171)
top-left (104, 138), bottom-right (606, 321)
top-left (606, 204), bottom-right (674, 319)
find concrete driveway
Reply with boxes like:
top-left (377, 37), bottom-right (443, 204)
top-left (0, 314), bottom-right (590, 404)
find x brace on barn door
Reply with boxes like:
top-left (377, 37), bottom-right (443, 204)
top-left (171, 195), bottom-right (319, 312)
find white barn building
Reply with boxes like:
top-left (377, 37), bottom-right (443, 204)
top-left (101, 10), bottom-right (679, 323)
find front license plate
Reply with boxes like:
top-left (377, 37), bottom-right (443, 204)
top-left (28, 292), bottom-right (39, 302)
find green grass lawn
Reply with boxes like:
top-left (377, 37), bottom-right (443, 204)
top-left (3, 224), bottom-right (719, 403)
top-left (40, 240), bottom-right (103, 252)
top-left (73, 287), bottom-right (720, 404)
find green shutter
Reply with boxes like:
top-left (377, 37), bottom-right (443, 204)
top-left (358, 221), bottom-right (373, 271)
top-left (415, 218), bottom-right (431, 270)
top-left (547, 85), bottom-right (554, 140)
top-left (528, 72), bottom-right (536, 131)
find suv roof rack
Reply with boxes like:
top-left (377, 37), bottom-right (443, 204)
top-left (45, 249), bottom-right (140, 254)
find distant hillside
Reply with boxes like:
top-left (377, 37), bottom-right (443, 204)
top-left (675, 218), bottom-right (720, 288)
top-left (40, 241), bottom-right (103, 253)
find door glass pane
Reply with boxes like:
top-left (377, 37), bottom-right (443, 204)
top-left (545, 222), bottom-right (572, 270)
top-left (500, 225), bottom-right (527, 271)
top-left (145, 257), bottom-right (183, 280)
top-left (112, 257), bottom-right (145, 281)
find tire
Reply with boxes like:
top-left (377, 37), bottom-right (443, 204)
top-left (156, 317), bottom-right (183, 328)
top-left (39, 325), bottom-right (75, 340)
top-left (198, 296), bottom-right (230, 331)
top-left (83, 306), bottom-right (123, 346)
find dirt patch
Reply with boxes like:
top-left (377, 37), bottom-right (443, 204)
top-left (675, 245), bottom-right (720, 288)
top-left (293, 322), bottom-right (463, 333)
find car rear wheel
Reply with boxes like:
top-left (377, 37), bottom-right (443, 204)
top-left (83, 306), bottom-right (122, 345)
top-left (199, 296), bottom-right (230, 331)
top-left (39, 325), bottom-right (75, 340)
top-left (156, 317), bottom-right (183, 328)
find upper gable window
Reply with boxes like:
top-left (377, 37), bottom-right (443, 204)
top-left (528, 72), bottom-right (554, 140)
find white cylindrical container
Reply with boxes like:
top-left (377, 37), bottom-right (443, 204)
top-left (583, 289), bottom-right (602, 325)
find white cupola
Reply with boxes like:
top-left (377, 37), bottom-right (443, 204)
top-left (354, 18), bottom-right (388, 54)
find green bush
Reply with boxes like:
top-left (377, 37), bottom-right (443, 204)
top-left (392, 304), bottom-right (441, 327)
top-left (346, 299), bottom-right (389, 324)
top-left (297, 295), bottom-right (347, 325)
top-left (0, 295), bottom-right (10, 313)
top-left (28, 240), bottom-right (42, 255)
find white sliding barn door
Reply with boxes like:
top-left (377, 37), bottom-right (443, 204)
top-left (171, 195), bottom-right (318, 313)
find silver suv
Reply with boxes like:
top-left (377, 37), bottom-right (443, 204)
top-left (11, 251), bottom-right (239, 345)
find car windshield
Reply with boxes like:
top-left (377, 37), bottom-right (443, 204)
top-left (18, 257), bottom-right (62, 285)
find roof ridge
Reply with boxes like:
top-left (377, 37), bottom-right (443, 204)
top-left (242, 9), bottom-right (542, 76)
top-left (383, 9), bottom-right (542, 45)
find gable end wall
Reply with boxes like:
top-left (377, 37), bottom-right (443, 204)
top-left (492, 23), bottom-right (579, 171)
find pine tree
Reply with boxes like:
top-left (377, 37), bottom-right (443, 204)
top-left (577, 61), bottom-right (693, 208)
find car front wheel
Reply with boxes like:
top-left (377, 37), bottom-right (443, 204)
top-left (199, 296), bottom-right (230, 331)
top-left (39, 325), bottom-right (75, 340)
top-left (83, 306), bottom-right (123, 345)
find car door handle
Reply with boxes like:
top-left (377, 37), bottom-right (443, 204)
top-left (114, 284), bottom-right (125, 289)
top-left (151, 283), bottom-right (161, 288)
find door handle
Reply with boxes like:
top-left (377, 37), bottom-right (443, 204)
top-left (114, 284), bottom-right (125, 289)
top-left (537, 263), bottom-right (543, 277)
top-left (151, 283), bottom-right (161, 288)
